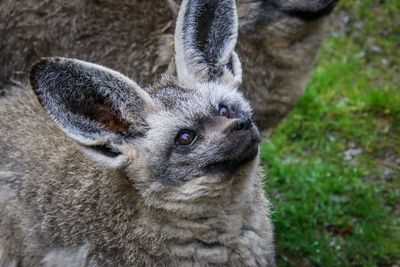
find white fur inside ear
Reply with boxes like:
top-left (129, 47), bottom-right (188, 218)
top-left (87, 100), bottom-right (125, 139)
top-left (61, 125), bottom-right (110, 147)
top-left (174, 0), bottom-right (189, 82)
top-left (77, 143), bottom-right (134, 170)
top-left (219, 52), bottom-right (242, 88)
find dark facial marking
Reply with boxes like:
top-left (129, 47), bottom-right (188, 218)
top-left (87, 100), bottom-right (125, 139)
top-left (205, 141), bottom-right (258, 175)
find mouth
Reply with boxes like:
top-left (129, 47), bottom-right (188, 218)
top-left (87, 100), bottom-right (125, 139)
top-left (206, 136), bottom-right (259, 174)
top-left (207, 147), bottom-right (258, 174)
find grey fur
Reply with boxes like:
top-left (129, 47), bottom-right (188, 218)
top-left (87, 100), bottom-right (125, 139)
top-left (177, 0), bottom-right (239, 81)
top-left (0, 0), bottom-right (338, 132)
top-left (1, 0), bottom-right (276, 266)
top-left (41, 245), bottom-right (92, 267)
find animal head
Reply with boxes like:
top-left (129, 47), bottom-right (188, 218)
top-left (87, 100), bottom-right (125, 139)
top-left (29, 0), bottom-right (260, 214)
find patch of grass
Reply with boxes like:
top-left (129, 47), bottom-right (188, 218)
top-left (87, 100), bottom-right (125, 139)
top-left (261, 1), bottom-right (400, 266)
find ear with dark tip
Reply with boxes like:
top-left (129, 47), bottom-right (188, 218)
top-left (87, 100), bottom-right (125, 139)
top-left (30, 57), bottom-right (155, 168)
top-left (175, 0), bottom-right (242, 87)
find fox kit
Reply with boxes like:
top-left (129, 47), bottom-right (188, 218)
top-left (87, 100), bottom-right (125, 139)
top-left (0, 0), bottom-right (339, 132)
top-left (0, 0), bottom-right (275, 266)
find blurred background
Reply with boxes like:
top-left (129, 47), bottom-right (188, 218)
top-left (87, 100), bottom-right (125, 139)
top-left (261, 1), bottom-right (399, 266)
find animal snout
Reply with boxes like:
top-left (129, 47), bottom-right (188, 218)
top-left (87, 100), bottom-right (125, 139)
top-left (234, 117), bottom-right (252, 131)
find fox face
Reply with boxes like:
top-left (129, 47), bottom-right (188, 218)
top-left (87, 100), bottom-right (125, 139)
top-left (29, 0), bottom-right (260, 212)
top-left (144, 83), bottom-right (258, 185)
top-left (120, 83), bottom-right (260, 213)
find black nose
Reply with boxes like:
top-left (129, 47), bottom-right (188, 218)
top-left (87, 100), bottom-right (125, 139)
top-left (234, 117), bottom-right (252, 131)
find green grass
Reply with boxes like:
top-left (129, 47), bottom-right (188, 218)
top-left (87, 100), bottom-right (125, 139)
top-left (261, 1), bottom-right (400, 266)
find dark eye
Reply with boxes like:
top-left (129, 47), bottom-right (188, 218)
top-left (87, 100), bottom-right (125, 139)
top-left (219, 105), bottom-right (230, 118)
top-left (176, 130), bottom-right (197, 145)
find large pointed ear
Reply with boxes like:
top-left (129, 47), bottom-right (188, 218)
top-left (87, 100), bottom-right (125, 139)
top-left (30, 57), bottom-right (156, 168)
top-left (174, 0), bottom-right (242, 87)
